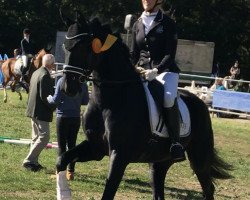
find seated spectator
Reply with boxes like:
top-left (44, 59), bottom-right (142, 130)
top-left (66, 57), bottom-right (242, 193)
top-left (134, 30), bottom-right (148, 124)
top-left (234, 80), bottom-right (250, 92)
top-left (210, 78), bottom-right (227, 91)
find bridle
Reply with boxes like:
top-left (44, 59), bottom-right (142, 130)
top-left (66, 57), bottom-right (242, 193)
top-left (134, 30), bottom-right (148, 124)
top-left (62, 30), bottom-right (145, 86)
top-left (65, 33), bottom-right (90, 40)
top-left (61, 31), bottom-right (93, 81)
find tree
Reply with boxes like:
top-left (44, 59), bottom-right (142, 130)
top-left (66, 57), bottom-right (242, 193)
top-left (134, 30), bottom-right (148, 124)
top-left (0, 0), bottom-right (249, 79)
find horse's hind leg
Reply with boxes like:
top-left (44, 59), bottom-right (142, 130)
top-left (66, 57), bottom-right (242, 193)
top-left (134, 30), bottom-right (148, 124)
top-left (193, 170), bottom-right (215, 200)
top-left (149, 161), bottom-right (173, 200)
top-left (187, 144), bottom-right (215, 199)
top-left (17, 91), bottom-right (22, 100)
top-left (101, 150), bottom-right (128, 200)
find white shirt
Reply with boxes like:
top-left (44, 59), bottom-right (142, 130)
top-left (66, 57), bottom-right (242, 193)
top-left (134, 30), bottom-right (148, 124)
top-left (141, 11), bottom-right (158, 35)
top-left (24, 36), bottom-right (29, 43)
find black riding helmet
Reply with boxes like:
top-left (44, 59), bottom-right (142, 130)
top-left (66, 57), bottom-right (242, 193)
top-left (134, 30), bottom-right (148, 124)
top-left (146, 0), bottom-right (165, 13)
top-left (23, 28), bottom-right (31, 34)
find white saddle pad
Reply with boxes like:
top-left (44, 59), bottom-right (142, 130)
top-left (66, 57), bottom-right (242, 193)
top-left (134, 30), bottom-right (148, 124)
top-left (14, 58), bottom-right (23, 75)
top-left (143, 82), bottom-right (191, 138)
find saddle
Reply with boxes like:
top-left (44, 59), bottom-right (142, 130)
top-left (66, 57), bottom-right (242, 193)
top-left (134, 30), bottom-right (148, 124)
top-left (14, 58), bottom-right (23, 75)
top-left (143, 79), bottom-right (191, 138)
top-left (14, 57), bottom-right (33, 76)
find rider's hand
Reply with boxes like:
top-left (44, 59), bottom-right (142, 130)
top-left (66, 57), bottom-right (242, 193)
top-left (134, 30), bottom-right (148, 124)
top-left (47, 95), bottom-right (54, 103)
top-left (135, 66), bottom-right (146, 74)
top-left (143, 68), bottom-right (158, 81)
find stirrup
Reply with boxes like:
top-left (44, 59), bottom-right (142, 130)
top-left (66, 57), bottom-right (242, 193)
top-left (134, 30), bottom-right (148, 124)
top-left (170, 142), bottom-right (184, 152)
top-left (170, 142), bottom-right (186, 162)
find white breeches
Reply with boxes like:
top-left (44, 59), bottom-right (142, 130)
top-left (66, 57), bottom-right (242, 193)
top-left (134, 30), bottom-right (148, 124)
top-left (22, 55), bottom-right (28, 67)
top-left (156, 72), bottom-right (179, 108)
top-left (22, 54), bottom-right (33, 67)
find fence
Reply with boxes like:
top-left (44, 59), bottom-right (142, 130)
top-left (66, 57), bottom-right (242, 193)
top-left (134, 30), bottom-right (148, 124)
top-left (179, 73), bottom-right (250, 118)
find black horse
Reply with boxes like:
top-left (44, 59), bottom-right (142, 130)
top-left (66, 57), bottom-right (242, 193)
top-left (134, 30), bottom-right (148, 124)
top-left (57, 13), bottom-right (232, 200)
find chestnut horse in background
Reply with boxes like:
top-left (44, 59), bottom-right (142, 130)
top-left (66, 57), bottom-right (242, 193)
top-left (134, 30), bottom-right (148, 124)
top-left (0, 48), bottom-right (50, 103)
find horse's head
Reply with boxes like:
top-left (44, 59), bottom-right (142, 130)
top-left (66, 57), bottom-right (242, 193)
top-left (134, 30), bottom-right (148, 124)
top-left (60, 10), bottom-right (123, 96)
top-left (33, 48), bottom-right (51, 69)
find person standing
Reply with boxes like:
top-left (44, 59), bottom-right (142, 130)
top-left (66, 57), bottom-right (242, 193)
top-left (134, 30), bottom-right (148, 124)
top-left (22, 54), bottom-right (56, 172)
top-left (131, 0), bottom-right (185, 161)
top-left (230, 60), bottom-right (240, 80)
top-left (20, 28), bottom-right (35, 81)
top-left (14, 48), bottom-right (21, 59)
top-left (47, 76), bottom-right (89, 180)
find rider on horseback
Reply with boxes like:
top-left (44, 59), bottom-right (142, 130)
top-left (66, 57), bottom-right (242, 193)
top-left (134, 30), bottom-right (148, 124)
top-left (131, 0), bottom-right (186, 162)
top-left (20, 28), bottom-right (35, 82)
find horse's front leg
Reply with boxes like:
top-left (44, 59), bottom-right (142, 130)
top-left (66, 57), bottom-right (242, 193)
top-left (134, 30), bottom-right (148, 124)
top-left (3, 87), bottom-right (7, 103)
top-left (149, 161), bottom-right (173, 200)
top-left (56, 139), bottom-right (104, 200)
top-left (56, 139), bottom-right (102, 172)
top-left (101, 150), bottom-right (128, 200)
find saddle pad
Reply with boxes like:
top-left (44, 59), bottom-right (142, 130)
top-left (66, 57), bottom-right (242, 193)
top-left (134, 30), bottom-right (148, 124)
top-left (14, 58), bottom-right (23, 75)
top-left (143, 82), bottom-right (191, 138)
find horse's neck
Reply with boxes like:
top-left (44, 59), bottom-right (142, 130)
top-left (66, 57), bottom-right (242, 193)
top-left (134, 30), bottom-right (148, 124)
top-left (94, 53), bottom-right (137, 81)
top-left (33, 57), bottom-right (42, 69)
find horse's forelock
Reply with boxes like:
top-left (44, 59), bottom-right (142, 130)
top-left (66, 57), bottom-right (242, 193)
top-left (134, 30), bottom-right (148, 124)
top-left (64, 22), bottom-right (90, 51)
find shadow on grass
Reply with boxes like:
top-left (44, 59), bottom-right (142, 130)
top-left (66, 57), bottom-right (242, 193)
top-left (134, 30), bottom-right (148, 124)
top-left (74, 174), bottom-right (234, 199)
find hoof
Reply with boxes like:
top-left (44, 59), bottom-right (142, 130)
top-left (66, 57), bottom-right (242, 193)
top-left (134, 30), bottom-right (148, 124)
top-left (66, 171), bottom-right (74, 181)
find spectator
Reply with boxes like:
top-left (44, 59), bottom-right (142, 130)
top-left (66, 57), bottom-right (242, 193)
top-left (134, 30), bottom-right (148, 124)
top-left (22, 54), bottom-right (56, 172)
top-left (230, 60), bottom-right (240, 80)
top-left (47, 76), bottom-right (89, 180)
top-left (14, 48), bottom-right (21, 59)
top-left (210, 78), bottom-right (227, 91)
top-left (211, 62), bottom-right (220, 77)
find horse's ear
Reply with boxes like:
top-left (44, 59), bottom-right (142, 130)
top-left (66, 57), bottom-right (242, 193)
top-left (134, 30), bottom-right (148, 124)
top-left (44, 44), bottom-right (52, 53)
top-left (60, 8), bottom-right (75, 27)
top-left (75, 11), bottom-right (88, 27)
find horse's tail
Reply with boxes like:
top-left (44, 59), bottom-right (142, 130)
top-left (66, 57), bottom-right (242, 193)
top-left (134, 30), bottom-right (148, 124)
top-left (210, 149), bottom-right (233, 179)
top-left (180, 90), bottom-right (233, 182)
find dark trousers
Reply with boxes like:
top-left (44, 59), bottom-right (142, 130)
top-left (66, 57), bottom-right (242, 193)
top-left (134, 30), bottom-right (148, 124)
top-left (56, 116), bottom-right (80, 172)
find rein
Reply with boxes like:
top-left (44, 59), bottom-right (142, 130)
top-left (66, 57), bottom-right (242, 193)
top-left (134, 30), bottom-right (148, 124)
top-left (64, 31), bottom-right (145, 86)
top-left (82, 74), bottom-right (146, 87)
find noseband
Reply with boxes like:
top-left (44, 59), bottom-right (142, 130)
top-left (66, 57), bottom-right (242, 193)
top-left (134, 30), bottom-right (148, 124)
top-left (62, 31), bottom-right (93, 79)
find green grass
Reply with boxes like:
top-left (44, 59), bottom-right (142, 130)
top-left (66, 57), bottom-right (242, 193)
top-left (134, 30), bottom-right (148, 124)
top-left (0, 90), bottom-right (249, 199)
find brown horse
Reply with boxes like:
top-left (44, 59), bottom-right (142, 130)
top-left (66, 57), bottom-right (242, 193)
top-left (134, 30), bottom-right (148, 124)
top-left (1, 48), bottom-right (49, 103)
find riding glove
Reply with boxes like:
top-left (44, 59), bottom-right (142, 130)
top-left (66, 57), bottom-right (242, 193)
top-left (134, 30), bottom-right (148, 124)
top-left (143, 68), bottom-right (158, 81)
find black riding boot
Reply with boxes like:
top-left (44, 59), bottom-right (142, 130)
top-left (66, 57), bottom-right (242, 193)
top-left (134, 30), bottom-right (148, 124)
top-left (20, 65), bottom-right (29, 82)
top-left (163, 99), bottom-right (186, 162)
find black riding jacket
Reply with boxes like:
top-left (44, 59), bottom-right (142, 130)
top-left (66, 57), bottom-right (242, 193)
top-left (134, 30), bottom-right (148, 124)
top-left (21, 38), bottom-right (35, 55)
top-left (131, 9), bottom-right (180, 74)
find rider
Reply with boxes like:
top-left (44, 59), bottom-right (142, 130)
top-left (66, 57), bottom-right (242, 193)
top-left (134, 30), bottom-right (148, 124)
top-left (131, 0), bottom-right (185, 162)
top-left (20, 28), bottom-right (35, 81)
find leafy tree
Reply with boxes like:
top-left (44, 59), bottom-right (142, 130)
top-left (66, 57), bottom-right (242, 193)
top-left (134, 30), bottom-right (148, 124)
top-left (0, 0), bottom-right (249, 79)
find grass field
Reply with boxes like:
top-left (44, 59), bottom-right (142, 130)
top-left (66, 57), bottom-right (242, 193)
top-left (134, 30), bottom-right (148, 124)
top-left (0, 90), bottom-right (249, 200)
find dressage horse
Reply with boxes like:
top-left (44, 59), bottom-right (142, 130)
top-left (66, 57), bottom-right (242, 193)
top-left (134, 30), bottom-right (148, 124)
top-left (56, 13), bottom-right (232, 200)
top-left (0, 48), bottom-right (49, 103)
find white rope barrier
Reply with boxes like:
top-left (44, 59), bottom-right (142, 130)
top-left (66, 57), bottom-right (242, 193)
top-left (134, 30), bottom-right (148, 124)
top-left (209, 108), bottom-right (250, 118)
top-left (180, 73), bottom-right (250, 84)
